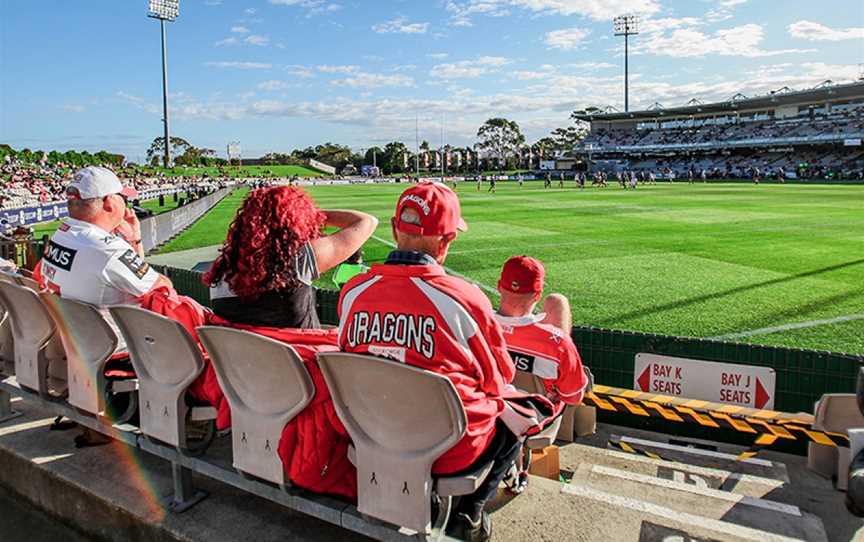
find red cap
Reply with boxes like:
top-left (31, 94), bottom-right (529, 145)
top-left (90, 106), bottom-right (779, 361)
top-left (394, 182), bottom-right (468, 236)
top-left (498, 256), bottom-right (545, 294)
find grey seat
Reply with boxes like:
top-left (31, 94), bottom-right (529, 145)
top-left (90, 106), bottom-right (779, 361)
top-left (317, 352), bottom-right (494, 535)
top-left (0, 281), bottom-right (66, 396)
top-left (40, 293), bottom-right (118, 416)
top-left (15, 276), bottom-right (41, 291)
top-left (197, 326), bottom-right (314, 487)
top-left (108, 306), bottom-right (215, 450)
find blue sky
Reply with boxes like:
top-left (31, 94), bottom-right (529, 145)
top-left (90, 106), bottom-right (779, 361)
top-left (1, 0), bottom-right (862, 161)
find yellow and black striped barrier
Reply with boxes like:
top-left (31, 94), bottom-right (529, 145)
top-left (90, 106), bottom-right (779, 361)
top-left (607, 439), bottom-right (664, 460)
top-left (585, 384), bottom-right (849, 459)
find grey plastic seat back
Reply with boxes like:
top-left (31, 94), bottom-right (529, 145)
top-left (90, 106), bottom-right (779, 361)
top-left (0, 281), bottom-right (60, 394)
top-left (41, 293), bottom-right (117, 415)
top-left (109, 305), bottom-right (204, 448)
top-left (198, 326), bottom-right (314, 486)
top-left (317, 352), bottom-right (467, 533)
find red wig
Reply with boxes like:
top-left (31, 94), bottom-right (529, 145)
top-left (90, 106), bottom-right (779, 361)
top-left (204, 186), bottom-right (326, 300)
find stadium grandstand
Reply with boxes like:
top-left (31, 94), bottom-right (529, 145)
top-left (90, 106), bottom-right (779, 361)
top-left (575, 81), bottom-right (864, 181)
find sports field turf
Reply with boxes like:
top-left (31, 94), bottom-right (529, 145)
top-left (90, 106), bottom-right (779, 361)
top-left (160, 182), bottom-right (864, 354)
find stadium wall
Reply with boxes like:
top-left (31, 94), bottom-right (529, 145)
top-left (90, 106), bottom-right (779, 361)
top-left (140, 186), bottom-right (233, 253)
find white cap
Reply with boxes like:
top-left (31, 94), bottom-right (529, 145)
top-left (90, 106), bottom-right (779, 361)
top-left (67, 167), bottom-right (138, 200)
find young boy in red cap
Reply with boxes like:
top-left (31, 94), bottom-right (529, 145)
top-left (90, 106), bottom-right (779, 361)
top-left (337, 182), bottom-right (518, 542)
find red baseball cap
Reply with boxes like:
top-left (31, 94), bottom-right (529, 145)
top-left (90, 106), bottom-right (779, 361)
top-left (498, 256), bottom-right (545, 294)
top-left (394, 182), bottom-right (468, 236)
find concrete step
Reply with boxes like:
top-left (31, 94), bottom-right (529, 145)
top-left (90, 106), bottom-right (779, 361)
top-left (491, 475), bottom-right (809, 542)
top-left (559, 441), bottom-right (786, 499)
top-left (603, 434), bottom-right (790, 482)
top-left (566, 462), bottom-right (827, 542)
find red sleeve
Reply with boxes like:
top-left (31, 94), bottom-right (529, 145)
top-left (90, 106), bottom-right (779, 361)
top-left (555, 339), bottom-right (587, 405)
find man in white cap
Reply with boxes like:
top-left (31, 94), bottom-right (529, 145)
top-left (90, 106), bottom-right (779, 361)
top-left (37, 166), bottom-right (171, 323)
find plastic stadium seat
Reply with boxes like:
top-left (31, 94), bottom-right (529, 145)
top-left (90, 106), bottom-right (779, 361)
top-left (317, 352), bottom-right (494, 535)
top-left (109, 306), bottom-right (215, 451)
top-left (40, 293), bottom-right (118, 416)
top-left (0, 281), bottom-right (66, 396)
top-left (197, 326), bottom-right (314, 487)
top-left (808, 393), bottom-right (864, 491)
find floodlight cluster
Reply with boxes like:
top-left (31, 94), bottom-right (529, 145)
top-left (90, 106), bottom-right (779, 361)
top-left (613, 15), bottom-right (640, 35)
top-left (148, 0), bottom-right (180, 21)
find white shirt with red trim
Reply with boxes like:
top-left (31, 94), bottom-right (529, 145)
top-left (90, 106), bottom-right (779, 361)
top-left (337, 261), bottom-right (515, 475)
top-left (41, 218), bottom-right (159, 305)
top-left (495, 313), bottom-right (587, 406)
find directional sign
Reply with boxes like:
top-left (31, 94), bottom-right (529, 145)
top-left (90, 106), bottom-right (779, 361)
top-left (634, 353), bottom-right (776, 409)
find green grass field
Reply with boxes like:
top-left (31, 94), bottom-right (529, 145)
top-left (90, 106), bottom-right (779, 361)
top-left (143, 165), bottom-right (323, 178)
top-left (159, 182), bottom-right (864, 354)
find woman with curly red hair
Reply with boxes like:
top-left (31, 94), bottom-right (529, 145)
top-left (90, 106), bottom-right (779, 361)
top-left (204, 185), bottom-right (377, 328)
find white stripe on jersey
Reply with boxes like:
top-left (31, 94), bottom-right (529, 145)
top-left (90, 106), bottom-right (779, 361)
top-left (337, 275), bottom-right (382, 338)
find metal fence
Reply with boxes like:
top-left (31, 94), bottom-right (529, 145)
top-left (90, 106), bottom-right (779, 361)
top-left (140, 187), bottom-right (233, 252)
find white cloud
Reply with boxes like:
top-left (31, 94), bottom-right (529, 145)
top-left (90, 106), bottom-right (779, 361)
top-left (204, 1), bottom-right (222, 5)
top-left (430, 56), bottom-right (512, 79)
top-left (59, 104), bottom-right (85, 113)
top-left (116, 61), bottom-right (861, 146)
top-left (788, 20), bottom-right (864, 42)
top-left (258, 80), bottom-right (289, 91)
top-left (231, 26), bottom-right (250, 34)
top-left (205, 61), bottom-right (272, 69)
top-left (215, 37), bottom-right (238, 47)
top-left (244, 34), bottom-right (269, 46)
top-left (318, 65), bottom-right (359, 74)
top-left (269, 0), bottom-right (341, 17)
top-left (244, 8), bottom-right (257, 14)
top-left (446, 0), bottom-right (660, 26)
top-left (331, 72), bottom-right (415, 89)
top-left (427, 53), bottom-right (449, 60)
top-left (638, 23), bottom-right (815, 58)
top-left (545, 28), bottom-right (591, 50)
top-left (372, 17), bottom-right (429, 35)
top-left (285, 65), bottom-right (315, 78)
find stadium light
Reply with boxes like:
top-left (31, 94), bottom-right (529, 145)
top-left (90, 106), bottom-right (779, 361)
top-left (147, 0), bottom-right (180, 168)
top-left (613, 15), bottom-right (640, 113)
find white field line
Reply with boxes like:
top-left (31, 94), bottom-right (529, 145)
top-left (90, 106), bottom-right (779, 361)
top-left (370, 234), bottom-right (500, 297)
top-left (710, 313), bottom-right (864, 341)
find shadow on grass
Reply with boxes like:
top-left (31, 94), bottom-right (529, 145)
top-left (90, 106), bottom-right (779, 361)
top-left (605, 257), bottom-right (864, 325)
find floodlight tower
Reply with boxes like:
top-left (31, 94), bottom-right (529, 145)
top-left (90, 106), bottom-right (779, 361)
top-left (147, 0), bottom-right (180, 168)
top-left (613, 15), bottom-right (640, 113)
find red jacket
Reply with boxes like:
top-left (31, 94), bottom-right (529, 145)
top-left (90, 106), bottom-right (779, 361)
top-left (137, 287), bottom-right (232, 430)
top-left (338, 261), bottom-right (515, 475)
top-left (495, 314), bottom-right (588, 406)
top-left (232, 326), bottom-right (357, 500)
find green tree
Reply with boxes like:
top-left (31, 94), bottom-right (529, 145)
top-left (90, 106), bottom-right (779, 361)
top-left (476, 118), bottom-right (525, 170)
top-left (147, 136), bottom-right (192, 167)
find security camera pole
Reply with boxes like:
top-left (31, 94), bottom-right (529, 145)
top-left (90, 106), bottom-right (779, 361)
top-left (148, 0), bottom-right (180, 168)
top-left (613, 15), bottom-right (640, 113)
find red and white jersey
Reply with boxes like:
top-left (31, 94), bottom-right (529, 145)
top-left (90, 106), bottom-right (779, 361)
top-left (338, 262), bottom-right (515, 475)
top-left (495, 314), bottom-right (587, 406)
top-left (40, 218), bottom-right (159, 305)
